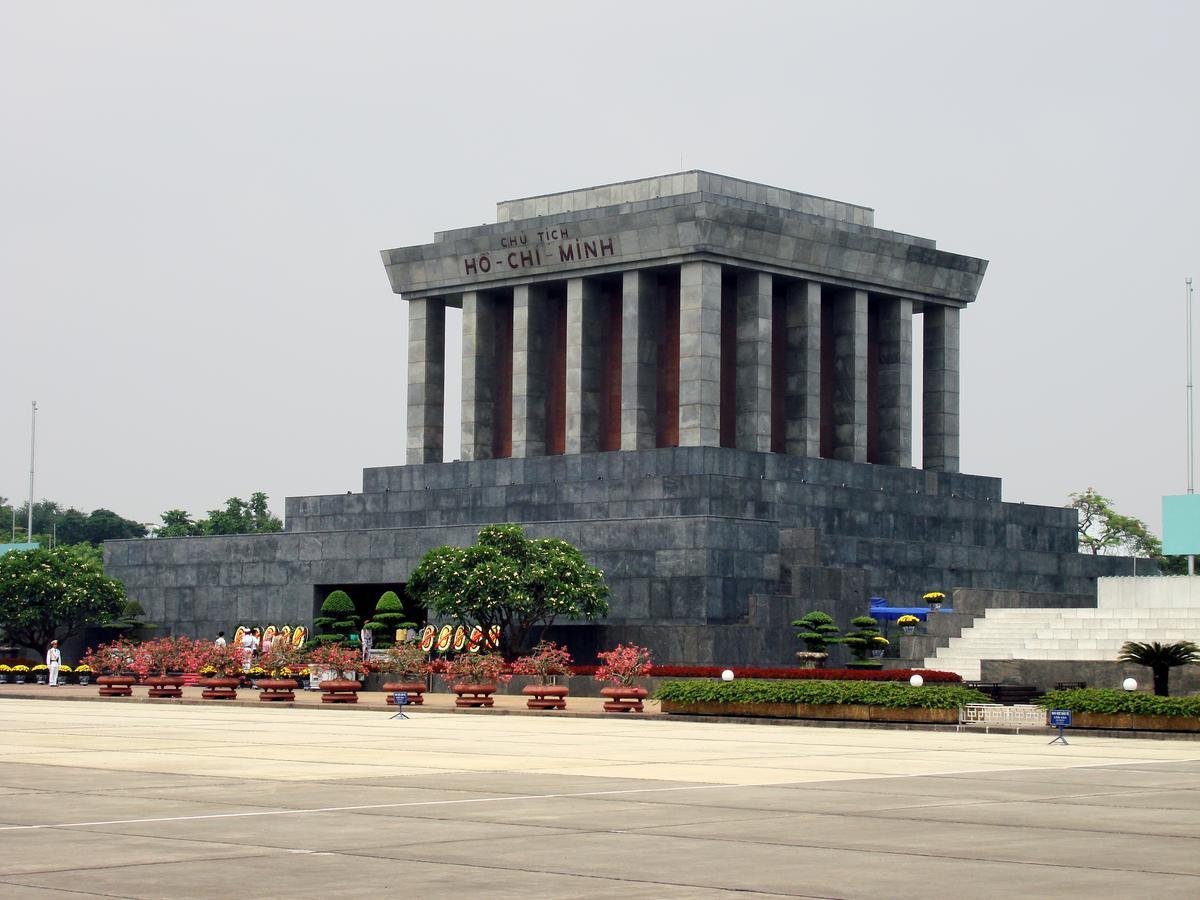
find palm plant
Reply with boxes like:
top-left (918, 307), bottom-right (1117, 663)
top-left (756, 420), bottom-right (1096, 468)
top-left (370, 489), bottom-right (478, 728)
top-left (1117, 640), bottom-right (1200, 696)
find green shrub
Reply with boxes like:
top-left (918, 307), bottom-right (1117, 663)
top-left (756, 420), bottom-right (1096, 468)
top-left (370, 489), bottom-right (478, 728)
top-left (1035, 689), bottom-right (1200, 718)
top-left (654, 679), bottom-right (988, 710)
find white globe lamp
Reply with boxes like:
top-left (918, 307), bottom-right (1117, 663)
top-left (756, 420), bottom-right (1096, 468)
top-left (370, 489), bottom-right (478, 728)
top-left (721, 669), bottom-right (735, 682)
top-left (909, 674), bottom-right (924, 687)
top-left (1122, 677), bottom-right (1138, 692)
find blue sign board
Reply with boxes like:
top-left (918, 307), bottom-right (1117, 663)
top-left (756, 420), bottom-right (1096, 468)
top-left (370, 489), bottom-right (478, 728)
top-left (1049, 709), bottom-right (1072, 727)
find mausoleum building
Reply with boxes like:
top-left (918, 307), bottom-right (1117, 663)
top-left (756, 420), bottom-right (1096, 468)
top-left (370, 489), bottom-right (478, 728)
top-left (105, 173), bottom-right (1129, 666)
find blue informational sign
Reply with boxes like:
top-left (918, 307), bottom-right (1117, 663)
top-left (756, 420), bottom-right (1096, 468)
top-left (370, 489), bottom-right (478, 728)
top-left (1048, 708), bottom-right (1071, 744)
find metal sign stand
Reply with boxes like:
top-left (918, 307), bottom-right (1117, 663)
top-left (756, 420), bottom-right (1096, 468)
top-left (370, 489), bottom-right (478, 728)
top-left (1048, 709), bottom-right (1071, 745)
top-left (390, 691), bottom-right (410, 720)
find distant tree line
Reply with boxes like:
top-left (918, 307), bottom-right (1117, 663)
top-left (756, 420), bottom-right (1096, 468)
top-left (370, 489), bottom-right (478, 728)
top-left (0, 491), bottom-right (282, 545)
top-left (1, 498), bottom-right (146, 546)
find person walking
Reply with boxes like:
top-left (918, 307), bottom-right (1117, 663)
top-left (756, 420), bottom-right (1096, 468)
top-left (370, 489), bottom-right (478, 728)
top-left (215, 631), bottom-right (227, 646)
top-left (46, 640), bottom-right (61, 687)
top-left (260, 629), bottom-right (274, 657)
top-left (240, 628), bottom-right (256, 672)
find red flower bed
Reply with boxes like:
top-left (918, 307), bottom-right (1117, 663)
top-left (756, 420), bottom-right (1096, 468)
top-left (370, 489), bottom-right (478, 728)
top-left (569, 664), bottom-right (960, 683)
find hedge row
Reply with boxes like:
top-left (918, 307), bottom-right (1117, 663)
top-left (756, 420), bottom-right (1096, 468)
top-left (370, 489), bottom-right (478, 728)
top-left (1035, 689), bottom-right (1200, 718)
top-left (654, 679), bottom-right (989, 710)
top-left (569, 665), bottom-right (961, 682)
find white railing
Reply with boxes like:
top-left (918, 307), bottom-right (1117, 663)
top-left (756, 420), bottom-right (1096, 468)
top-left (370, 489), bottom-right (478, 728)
top-left (959, 704), bottom-right (1048, 730)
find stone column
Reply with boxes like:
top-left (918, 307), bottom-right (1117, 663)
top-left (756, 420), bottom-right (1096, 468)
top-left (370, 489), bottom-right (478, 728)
top-left (784, 281), bottom-right (821, 457)
top-left (735, 271), bottom-right (772, 452)
top-left (406, 297), bottom-right (445, 465)
top-left (679, 261), bottom-right (722, 447)
top-left (511, 285), bottom-right (547, 458)
top-left (923, 305), bottom-right (960, 472)
top-left (621, 270), bottom-right (658, 450)
top-left (832, 288), bottom-right (868, 462)
top-left (566, 277), bottom-right (602, 454)
top-left (461, 290), bottom-right (495, 461)
top-left (877, 297), bottom-right (913, 467)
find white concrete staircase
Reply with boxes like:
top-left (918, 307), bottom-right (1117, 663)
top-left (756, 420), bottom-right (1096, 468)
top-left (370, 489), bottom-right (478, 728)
top-left (925, 577), bottom-right (1200, 680)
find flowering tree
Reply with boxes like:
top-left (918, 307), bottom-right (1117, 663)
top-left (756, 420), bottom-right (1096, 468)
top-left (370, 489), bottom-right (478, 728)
top-left (80, 637), bottom-right (144, 676)
top-left (306, 643), bottom-right (362, 676)
top-left (407, 524), bottom-right (609, 659)
top-left (260, 643), bottom-right (305, 678)
top-left (512, 641), bottom-right (573, 684)
top-left (443, 652), bottom-right (510, 687)
top-left (197, 642), bottom-right (249, 678)
top-left (381, 643), bottom-right (433, 679)
top-left (0, 546), bottom-right (126, 654)
top-left (139, 637), bottom-right (208, 675)
top-left (594, 644), bottom-right (653, 687)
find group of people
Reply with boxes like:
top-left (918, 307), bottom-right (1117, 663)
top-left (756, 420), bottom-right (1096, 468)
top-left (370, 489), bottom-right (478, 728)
top-left (213, 626), bottom-right (375, 663)
top-left (214, 628), bottom-right (281, 671)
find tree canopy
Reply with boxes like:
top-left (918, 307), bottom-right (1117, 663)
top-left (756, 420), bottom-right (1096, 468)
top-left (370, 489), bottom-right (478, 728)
top-left (407, 524), bottom-right (609, 658)
top-left (156, 492), bottom-right (283, 537)
top-left (0, 545), bottom-right (127, 653)
top-left (1068, 488), bottom-right (1161, 557)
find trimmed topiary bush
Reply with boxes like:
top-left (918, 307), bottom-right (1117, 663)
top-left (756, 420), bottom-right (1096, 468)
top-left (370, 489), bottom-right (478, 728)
top-left (366, 591), bottom-right (417, 649)
top-left (842, 615), bottom-right (882, 665)
top-left (792, 611), bottom-right (840, 654)
top-left (655, 679), bottom-right (988, 710)
top-left (313, 590), bottom-right (358, 646)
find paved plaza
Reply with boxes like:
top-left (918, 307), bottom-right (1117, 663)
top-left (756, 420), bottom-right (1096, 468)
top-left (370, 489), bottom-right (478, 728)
top-left (0, 699), bottom-right (1198, 898)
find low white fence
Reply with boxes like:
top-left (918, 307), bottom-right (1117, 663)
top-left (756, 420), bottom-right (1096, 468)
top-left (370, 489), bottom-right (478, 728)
top-left (959, 704), bottom-right (1048, 731)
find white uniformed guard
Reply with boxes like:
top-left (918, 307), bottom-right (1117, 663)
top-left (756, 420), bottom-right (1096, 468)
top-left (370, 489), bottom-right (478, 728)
top-left (46, 640), bottom-right (61, 686)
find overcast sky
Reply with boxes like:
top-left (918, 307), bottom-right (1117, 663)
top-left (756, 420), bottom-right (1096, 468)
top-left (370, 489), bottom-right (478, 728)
top-left (2, 1), bottom-right (1196, 537)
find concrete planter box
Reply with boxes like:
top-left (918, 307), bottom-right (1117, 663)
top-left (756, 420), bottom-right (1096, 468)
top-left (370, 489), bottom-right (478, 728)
top-left (661, 700), bottom-right (958, 724)
top-left (1071, 711), bottom-right (1200, 733)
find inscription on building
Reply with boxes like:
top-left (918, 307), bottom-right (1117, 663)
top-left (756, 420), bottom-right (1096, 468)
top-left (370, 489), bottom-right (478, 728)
top-left (462, 226), bottom-right (619, 276)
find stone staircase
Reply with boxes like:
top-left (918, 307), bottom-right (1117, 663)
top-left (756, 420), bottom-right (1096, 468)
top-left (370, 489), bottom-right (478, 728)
top-left (925, 578), bottom-right (1200, 680)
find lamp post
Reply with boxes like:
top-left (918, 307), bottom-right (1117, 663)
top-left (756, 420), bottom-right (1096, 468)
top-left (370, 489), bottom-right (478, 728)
top-left (27, 401), bottom-right (37, 543)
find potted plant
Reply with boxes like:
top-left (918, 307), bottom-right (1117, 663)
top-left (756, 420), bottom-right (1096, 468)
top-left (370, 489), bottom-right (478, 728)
top-left (12, 664), bottom-right (30, 684)
top-left (842, 616), bottom-right (884, 668)
top-left (196, 643), bottom-right (247, 700)
top-left (594, 643), bottom-right (653, 712)
top-left (379, 642), bottom-right (432, 705)
top-left (307, 644), bottom-right (362, 703)
top-left (74, 664), bottom-right (91, 686)
top-left (897, 614), bottom-right (920, 636)
top-left (57, 664), bottom-right (73, 684)
top-left (258, 644), bottom-right (304, 701)
top-left (870, 636), bottom-right (889, 659)
top-left (32, 664), bottom-right (49, 684)
top-left (791, 611), bottom-right (840, 668)
top-left (141, 637), bottom-right (202, 698)
top-left (923, 591), bottom-right (946, 611)
top-left (81, 640), bottom-right (139, 696)
top-left (0, 664), bottom-right (11, 684)
top-left (512, 641), bottom-right (573, 710)
top-left (443, 652), bottom-right (509, 708)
